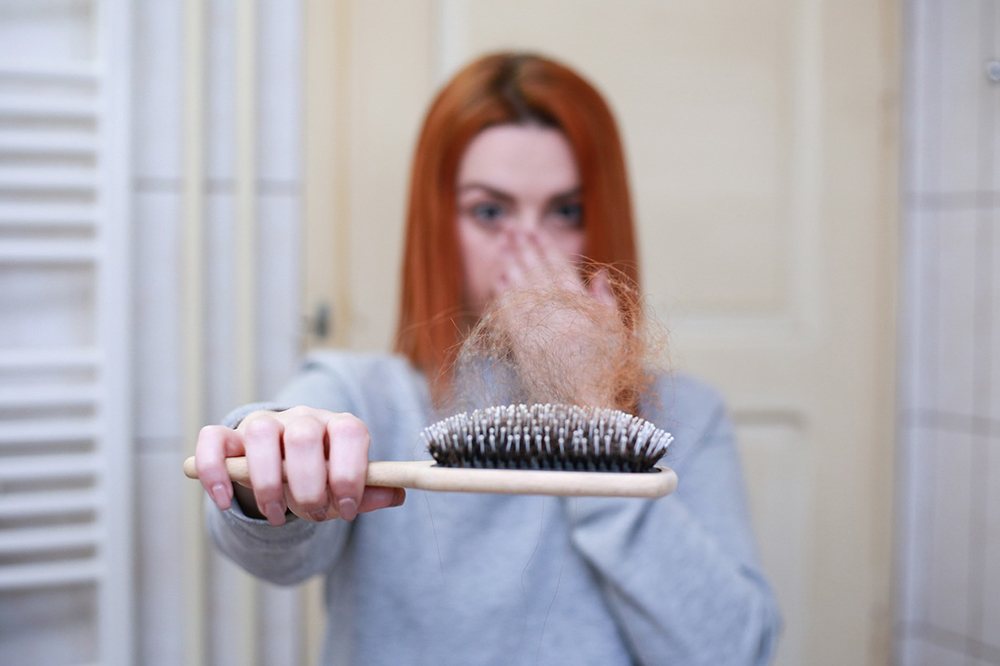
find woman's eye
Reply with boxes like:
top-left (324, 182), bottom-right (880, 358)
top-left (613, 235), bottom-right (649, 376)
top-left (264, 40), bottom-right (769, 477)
top-left (470, 202), bottom-right (505, 224)
top-left (552, 202), bottom-right (583, 226)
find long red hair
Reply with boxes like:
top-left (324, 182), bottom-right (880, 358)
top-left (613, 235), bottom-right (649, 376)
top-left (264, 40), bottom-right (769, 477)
top-left (394, 52), bottom-right (640, 397)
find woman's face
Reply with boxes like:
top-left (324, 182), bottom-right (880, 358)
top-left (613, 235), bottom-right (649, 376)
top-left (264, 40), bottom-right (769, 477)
top-left (456, 123), bottom-right (586, 316)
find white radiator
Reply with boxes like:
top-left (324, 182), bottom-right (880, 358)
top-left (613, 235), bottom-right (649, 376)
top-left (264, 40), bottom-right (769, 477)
top-left (0, 1), bottom-right (133, 664)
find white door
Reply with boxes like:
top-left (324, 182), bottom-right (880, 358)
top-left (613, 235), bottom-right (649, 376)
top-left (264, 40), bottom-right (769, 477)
top-left (303, 2), bottom-right (900, 664)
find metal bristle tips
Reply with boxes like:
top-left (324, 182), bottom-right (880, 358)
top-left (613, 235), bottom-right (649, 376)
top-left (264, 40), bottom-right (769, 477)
top-left (421, 404), bottom-right (673, 473)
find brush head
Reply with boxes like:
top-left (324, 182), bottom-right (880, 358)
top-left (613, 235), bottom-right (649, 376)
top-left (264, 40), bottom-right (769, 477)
top-left (422, 404), bottom-right (672, 473)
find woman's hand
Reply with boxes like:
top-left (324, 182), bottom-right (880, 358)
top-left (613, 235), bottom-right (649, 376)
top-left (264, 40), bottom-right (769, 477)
top-left (493, 227), bottom-right (614, 307)
top-left (195, 406), bottom-right (405, 526)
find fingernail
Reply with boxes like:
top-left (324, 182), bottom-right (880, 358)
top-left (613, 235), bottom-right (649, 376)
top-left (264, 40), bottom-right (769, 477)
top-left (309, 508), bottom-right (328, 522)
top-left (211, 483), bottom-right (230, 510)
top-left (338, 497), bottom-right (358, 521)
top-left (264, 502), bottom-right (286, 526)
top-left (391, 491), bottom-right (406, 507)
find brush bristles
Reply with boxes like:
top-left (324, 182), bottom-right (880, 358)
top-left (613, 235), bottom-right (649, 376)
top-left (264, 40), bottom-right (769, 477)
top-left (422, 404), bottom-right (672, 473)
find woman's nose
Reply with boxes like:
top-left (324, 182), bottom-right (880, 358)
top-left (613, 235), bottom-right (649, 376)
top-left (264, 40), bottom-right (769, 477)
top-left (511, 210), bottom-right (543, 235)
top-left (505, 221), bottom-right (540, 247)
top-left (501, 221), bottom-right (539, 251)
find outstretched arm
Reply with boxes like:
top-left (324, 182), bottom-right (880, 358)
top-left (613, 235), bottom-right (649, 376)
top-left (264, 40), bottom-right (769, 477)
top-left (200, 364), bottom-right (405, 585)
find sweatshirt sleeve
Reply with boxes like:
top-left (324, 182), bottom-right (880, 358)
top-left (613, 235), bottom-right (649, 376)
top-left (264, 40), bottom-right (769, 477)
top-left (204, 360), bottom-right (362, 586)
top-left (565, 381), bottom-right (782, 665)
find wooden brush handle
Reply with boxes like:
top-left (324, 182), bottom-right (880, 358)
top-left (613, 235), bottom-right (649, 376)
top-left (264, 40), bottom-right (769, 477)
top-left (183, 456), bottom-right (676, 498)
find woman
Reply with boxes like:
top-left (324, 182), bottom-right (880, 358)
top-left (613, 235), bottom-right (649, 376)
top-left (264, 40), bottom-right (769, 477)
top-left (197, 52), bottom-right (781, 665)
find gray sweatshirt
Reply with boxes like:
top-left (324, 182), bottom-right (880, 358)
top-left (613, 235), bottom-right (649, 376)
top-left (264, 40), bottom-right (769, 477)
top-left (207, 351), bottom-right (781, 666)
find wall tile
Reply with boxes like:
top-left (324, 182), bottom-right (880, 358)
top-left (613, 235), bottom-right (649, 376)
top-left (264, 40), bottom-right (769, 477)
top-left (937, 0), bottom-right (983, 194)
top-left (205, 192), bottom-right (238, 423)
top-left (987, 0), bottom-right (1000, 193)
top-left (898, 2), bottom-right (999, 662)
top-left (991, 209), bottom-right (1000, 423)
top-left (133, 191), bottom-right (183, 442)
top-left (208, 551), bottom-right (257, 666)
top-left (900, 635), bottom-right (969, 666)
top-left (934, 209), bottom-right (977, 416)
top-left (135, 450), bottom-right (186, 666)
top-left (904, 0), bottom-right (941, 196)
top-left (256, 0), bottom-right (302, 183)
top-left (255, 193), bottom-right (303, 400)
top-left (972, 215), bottom-right (994, 417)
top-left (925, 428), bottom-right (973, 636)
top-left (896, 633), bottom-right (920, 666)
top-left (962, 650), bottom-right (1000, 666)
top-left (132, 0), bottom-right (184, 181)
top-left (207, 0), bottom-right (237, 182)
top-left (980, 436), bottom-right (1000, 648)
top-left (903, 210), bottom-right (938, 412)
top-left (259, 584), bottom-right (304, 666)
top-left (898, 425), bottom-right (935, 625)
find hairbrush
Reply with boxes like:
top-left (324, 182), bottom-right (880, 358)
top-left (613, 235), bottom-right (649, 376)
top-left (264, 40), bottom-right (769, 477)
top-left (183, 403), bottom-right (677, 498)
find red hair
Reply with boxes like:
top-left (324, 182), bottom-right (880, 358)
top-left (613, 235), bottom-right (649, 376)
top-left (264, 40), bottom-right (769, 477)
top-left (394, 52), bottom-right (640, 398)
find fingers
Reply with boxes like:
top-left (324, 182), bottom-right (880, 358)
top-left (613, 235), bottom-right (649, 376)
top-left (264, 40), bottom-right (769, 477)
top-left (358, 487), bottom-right (406, 513)
top-left (495, 230), bottom-right (547, 297)
top-left (204, 407), bottom-right (391, 526)
top-left (510, 230), bottom-right (584, 294)
top-left (326, 414), bottom-right (371, 521)
top-left (589, 268), bottom-right (617, 308)
top-left (321, 486), bottom-right (405, 519)
top-left (242, 413), bottom-right (288, 526)
top-left (196, 425), bottom-right (245, 511)
top-left (514, 229), bottom-right (548, 282)
top-left (493, 228), bottom-right (524, 297)
top-left (282, 414), bottom-right (330, 522)
top-left (497, 257), bottom-right (525, 296)
top-left (531, 232), bottom-right (587, 293)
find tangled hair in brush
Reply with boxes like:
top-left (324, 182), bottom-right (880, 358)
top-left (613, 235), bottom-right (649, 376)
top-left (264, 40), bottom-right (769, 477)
top-left (393, 52), bottom-right (640, 405)
top-left (448, 265), bottom-right (668, 416)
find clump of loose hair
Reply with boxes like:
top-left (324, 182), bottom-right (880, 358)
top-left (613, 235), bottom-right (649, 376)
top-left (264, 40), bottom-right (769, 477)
top-left (447, 266), bottom-right (668, 416)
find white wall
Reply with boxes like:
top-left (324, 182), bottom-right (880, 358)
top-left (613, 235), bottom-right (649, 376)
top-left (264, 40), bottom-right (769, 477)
top-left (896, 0), bottom-right (1000, 663)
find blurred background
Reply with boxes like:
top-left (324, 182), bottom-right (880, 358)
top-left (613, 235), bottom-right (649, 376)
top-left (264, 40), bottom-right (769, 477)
top-left (0, 0), bottom-right (994, 665)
